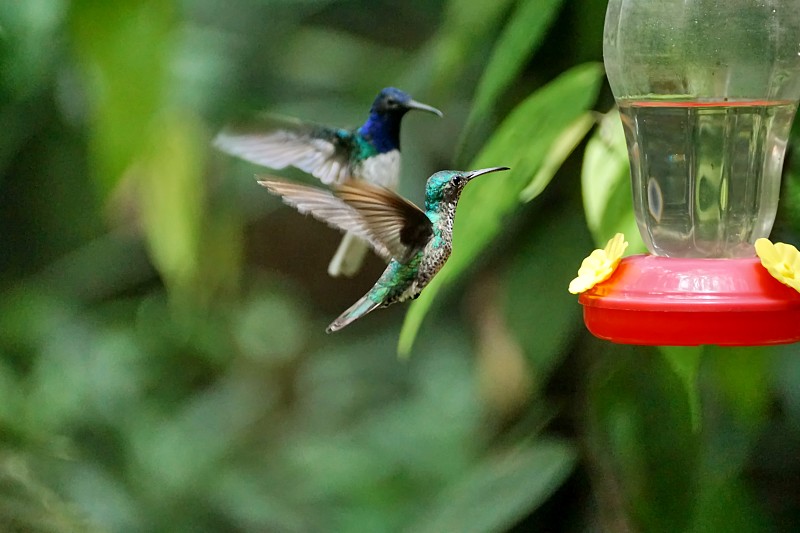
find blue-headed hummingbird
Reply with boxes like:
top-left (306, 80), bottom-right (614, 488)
top-left (214, 87), bottom-right (442, 277)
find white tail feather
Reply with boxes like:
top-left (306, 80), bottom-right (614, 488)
top-left (327, 232), bottom-right (370, 277)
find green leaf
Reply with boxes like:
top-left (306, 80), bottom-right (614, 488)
top-left (580, 109), bottom-right (644, 250)
top-left (660, 346), bottom-right (703, 431)
top-left (138, 112), bottom-right (206, 300)
top-left (406, 0), bottom-right (515, 98)
top-left (399, 63), bottom-right (604, 356)
top-left (408, 441), bottom-right (576, 533)
top-left (459, 0), bottom-right (565, 161)
top-left (519, 112), bottom-right (595, 202)
top-left (69, 0), bottom-right (174, 198)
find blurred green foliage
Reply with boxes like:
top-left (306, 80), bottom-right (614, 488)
top-left (2, 0), bottom-right (800, 532)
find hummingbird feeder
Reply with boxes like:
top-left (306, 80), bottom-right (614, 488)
top-left (578, 0), bottom-right (800, 345)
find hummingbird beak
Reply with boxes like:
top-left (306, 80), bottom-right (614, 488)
top-left (405, 99), bottom-right (444, 117)
top-left (464, 166), bottom-right (511, 181)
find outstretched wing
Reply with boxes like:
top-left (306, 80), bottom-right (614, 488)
top-left (335, 182), bottom-right (433, 261)
top-left (257, 178), bottom-right (432, 262)
top-left (214, 114), bottom-right (355, 185)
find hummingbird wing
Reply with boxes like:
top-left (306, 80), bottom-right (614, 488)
top-left (214, 114), bottom-right (355, 185)
top-left (335, 181), bottom-right (433, 262)
top-left (257, 178), bottom-right (433, 263)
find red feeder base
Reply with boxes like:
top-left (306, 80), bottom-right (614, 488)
top-left (578, 255), bottom-right (800, 346)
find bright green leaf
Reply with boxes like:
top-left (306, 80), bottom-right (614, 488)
top-left (519, 112), bottom-right (595, 202)
top-left (69, 0), bottom-right (174, 198)
top-left (138, 112), bottom-right (206, 300)
top-left (580, 109), bottom-right (644, 250)
top-left (408, 441), bottom-right (576, 533)
top-left (399, 63), bottom-right (604, 356)
top-left (459, 0), bottom-right (565, 161)
top-left (407, 0), bottom-right (515, 98)
top-left (398, 281), bottom-right (442, 358)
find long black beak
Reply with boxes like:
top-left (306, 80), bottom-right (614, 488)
top-left (405, 99), bottom-right (444, 117)
top-left (465, 166), bottom-right (510, 181)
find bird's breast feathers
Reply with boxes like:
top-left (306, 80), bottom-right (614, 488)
top-left (356, 150), bottom-right (400, 188)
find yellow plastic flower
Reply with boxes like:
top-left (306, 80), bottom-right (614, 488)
top-left (754, 238), bottom-right (800, 293)
top-left (568, 233), bottom-right (628, 294)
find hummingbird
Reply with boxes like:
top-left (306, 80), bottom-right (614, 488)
top-left (213, 87), bottom-right (443, 277)
top-left (257, 166), bottom-right (510, 332)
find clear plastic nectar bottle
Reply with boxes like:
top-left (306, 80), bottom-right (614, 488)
top-left (603, 0), bottom-right (800, 258)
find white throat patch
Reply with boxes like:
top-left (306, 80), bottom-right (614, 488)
top-left (358, 150), bottom-right (401, 189)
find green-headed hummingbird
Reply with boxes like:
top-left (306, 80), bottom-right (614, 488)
top-left (214, 87), bottom-right (442, 277)
top-left (258, 166), bottom-right (509, 332)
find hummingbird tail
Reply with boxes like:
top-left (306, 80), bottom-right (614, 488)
top-left (327, 294), bottom-right (382, 333)
top-left (327, 232), bottom-right (370, 278)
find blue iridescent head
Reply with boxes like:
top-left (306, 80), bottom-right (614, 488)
top-left (424, 167), bottom-right (510, 210)
top-left (359, 88), bottom-right (442, 153)
top-left (370, 88), bottom-right (442, 117)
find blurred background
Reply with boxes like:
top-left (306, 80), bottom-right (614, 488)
top-left (2, 0), bottom-right (800, 531)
